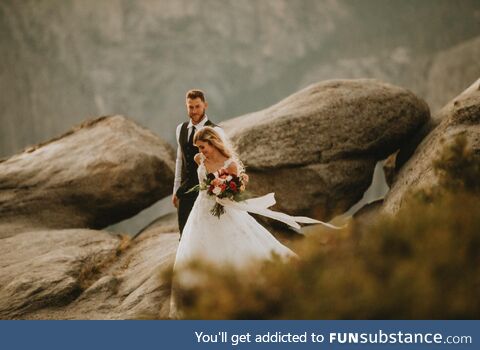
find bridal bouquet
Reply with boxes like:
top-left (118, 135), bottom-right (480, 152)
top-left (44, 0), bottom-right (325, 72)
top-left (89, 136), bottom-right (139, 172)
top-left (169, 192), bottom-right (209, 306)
top-left (191, 170), bottom-right (249, 218)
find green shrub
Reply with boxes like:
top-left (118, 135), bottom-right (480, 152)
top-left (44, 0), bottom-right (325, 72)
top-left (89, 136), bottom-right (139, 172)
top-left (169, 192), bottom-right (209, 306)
top-left (173, 135), bottom-right (480, 319)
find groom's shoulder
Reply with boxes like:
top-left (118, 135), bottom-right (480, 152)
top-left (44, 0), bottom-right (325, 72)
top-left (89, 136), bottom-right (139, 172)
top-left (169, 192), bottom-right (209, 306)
top-left (176, 121), bottom-right (188, 129)
top-left (205, 119), bottom-right (222, 128)
top-left (175, 122), bottom-right (188, 141)
top-left (214, 125), bottom-right (225, 135)
top-left (176, 121), bottom-right (189, 132)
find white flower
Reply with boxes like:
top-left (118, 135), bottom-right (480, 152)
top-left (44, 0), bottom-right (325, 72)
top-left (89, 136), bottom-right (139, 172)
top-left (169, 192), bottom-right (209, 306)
top-left (212, 186), bottom-right (222, 195)
top-left (226, 175), bottom-right (232, 181)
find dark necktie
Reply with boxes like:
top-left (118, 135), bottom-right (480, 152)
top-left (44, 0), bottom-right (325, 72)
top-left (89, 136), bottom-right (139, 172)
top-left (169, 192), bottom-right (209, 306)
top-left (188, 126), bottom-right (196, 145)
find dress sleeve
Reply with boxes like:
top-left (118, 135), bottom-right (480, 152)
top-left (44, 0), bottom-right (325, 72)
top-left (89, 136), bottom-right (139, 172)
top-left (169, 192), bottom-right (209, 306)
top-left (223, 158), bottom-right (234, 167)
top-left (224, 158), bottom-right (239, 175)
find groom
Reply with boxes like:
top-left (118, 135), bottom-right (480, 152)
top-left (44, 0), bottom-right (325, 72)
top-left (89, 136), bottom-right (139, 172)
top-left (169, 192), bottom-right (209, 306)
top-left (172, 89), bottom-right (226, 237)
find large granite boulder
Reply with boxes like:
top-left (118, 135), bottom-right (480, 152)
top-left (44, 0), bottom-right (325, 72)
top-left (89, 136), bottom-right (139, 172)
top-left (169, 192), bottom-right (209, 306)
top-left (52, 228), bottom-right (178, 320)
top-left (0, 115), bottom-right (175, 238)
top-left (384, 43), bottom-right (480, 184)
top-left (426, 36), bottom-right (480, 112)
top-left (0, 226), bottom-right (178, 320)
top-left (383, 78), bottom-right (480, 214)
top-left (222, 79), bottom-right (430, 219)
top-left (0, 229), bottom-right (120, 319)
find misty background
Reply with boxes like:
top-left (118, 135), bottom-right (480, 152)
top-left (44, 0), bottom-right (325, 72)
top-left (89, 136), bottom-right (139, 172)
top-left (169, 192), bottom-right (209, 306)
top-left (1, 0), bottom-right (479, 233)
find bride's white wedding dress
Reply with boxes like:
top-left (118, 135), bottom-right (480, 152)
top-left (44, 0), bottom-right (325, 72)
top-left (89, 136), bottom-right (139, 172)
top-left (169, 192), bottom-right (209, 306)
top-left (169, 156), bottom-right (297, 318)
top-left (175, 156), bottom-right (297, 267)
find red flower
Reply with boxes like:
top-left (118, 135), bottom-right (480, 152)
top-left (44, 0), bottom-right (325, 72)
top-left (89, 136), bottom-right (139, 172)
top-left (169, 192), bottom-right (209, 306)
top-left (220, 184), bottom-right (227, 191)
top-left (229, 182), bottom-right (237, 191)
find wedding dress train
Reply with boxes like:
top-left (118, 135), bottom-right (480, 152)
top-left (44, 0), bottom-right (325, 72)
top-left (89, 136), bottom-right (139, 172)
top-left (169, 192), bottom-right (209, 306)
top-left (169, 157), bottom-right (297, 318)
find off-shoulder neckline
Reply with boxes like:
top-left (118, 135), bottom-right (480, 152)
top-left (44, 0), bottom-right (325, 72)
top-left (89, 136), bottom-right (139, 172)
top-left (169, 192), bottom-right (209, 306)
top-left (202, 156), bottom-right (233, 175)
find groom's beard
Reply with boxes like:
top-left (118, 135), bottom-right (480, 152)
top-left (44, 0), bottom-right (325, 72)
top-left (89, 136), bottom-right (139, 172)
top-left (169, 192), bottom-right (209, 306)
top-left (189, 110), bottom-right (206, 122)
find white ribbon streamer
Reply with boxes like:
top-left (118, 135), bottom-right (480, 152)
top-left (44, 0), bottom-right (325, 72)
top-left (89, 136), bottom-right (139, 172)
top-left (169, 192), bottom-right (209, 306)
top-left (216, 193), bottom-right (345, 230)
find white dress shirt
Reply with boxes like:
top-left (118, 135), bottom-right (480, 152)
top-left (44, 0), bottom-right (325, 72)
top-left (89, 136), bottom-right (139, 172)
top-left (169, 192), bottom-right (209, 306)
top-left (173, 115), bottom-right (226, 195)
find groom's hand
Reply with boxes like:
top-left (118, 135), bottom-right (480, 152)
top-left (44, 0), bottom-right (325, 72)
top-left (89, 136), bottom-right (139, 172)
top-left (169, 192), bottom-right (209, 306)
top-left (172, 194), bottom-right (179, 208)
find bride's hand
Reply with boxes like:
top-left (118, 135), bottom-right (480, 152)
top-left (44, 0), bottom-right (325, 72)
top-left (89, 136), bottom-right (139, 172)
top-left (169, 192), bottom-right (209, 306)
top-left (172, 194), bottom-right (179, 208)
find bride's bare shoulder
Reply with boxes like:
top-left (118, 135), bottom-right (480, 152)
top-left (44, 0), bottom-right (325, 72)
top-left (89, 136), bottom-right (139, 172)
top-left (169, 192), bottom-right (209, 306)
top-left (225, 160), bottom-right (238, 175)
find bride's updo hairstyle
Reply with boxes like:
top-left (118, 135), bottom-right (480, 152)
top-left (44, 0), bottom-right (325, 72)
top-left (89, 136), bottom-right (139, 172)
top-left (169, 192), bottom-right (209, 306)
top-left (193, 126), bottom-right (232, 158)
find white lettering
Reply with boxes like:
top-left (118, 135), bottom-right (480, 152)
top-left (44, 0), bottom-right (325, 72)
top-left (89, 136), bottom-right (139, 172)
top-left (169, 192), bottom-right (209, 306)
top-left (195, 332), bottom-right (203, 342)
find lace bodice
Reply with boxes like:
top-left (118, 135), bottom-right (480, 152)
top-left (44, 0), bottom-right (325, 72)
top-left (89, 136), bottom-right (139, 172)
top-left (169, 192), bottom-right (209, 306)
top-left (197, 154), bottom-right (234, 182)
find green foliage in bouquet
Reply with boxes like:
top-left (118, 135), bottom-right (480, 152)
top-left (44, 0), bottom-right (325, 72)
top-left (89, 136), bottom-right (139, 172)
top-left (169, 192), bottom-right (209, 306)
top-left (172, 135), bottom-right (480, 319)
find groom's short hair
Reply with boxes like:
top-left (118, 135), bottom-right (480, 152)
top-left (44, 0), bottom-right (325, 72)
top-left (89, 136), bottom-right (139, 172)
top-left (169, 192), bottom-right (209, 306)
top-left (186, 89), bottom-right (206, 102)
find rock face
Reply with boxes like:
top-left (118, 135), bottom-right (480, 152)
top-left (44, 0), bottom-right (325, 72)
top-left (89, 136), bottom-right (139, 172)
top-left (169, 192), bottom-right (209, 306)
top-left (57, 228), bottom-right (178, 320)
top-left (0, 115), bottom-right (175, 238)
top-left (426, 36), bottom-right (480, 112)
top-left (383, 78), bottom-right (480, 214)
top-left (135, 212), bottom-right (179, 238)
top-left (0, 229), bottom-right (120, 319)
top-left (0, 227), bottom-right (178, 320)
top-left (222, 79), bottom-right (430, 219)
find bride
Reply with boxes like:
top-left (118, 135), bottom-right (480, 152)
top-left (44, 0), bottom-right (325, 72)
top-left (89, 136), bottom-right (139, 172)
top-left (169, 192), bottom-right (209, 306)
top-left (169, 127), bottom-right (334, 318)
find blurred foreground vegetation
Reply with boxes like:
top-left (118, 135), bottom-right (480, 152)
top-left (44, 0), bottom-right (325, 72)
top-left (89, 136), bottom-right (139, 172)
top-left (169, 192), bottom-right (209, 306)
top-left (172, 135), bottom-right (480, 319)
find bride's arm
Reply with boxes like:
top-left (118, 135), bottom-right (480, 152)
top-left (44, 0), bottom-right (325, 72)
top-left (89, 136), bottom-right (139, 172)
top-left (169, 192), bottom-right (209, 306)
top-left (225, 161), bottom-right (249, 189)
top-left (226, 161), bottom-right (238, 176)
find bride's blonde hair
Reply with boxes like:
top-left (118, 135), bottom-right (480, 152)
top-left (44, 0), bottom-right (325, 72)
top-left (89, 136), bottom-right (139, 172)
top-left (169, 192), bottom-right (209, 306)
top-left (193, 126), bottom-right (231, 158)
top-left (193, 126), bottom-right (245, 172)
